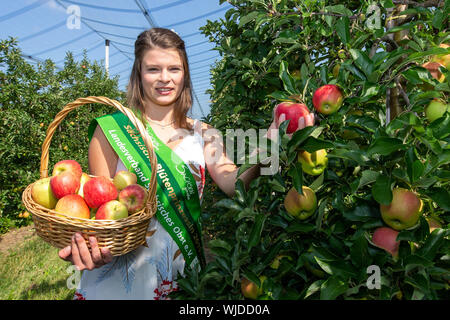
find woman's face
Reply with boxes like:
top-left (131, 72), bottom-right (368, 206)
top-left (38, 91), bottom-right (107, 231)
top-left (140, 47), bottom-right (185, 108)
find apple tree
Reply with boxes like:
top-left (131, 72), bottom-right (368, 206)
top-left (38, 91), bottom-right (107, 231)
top-left (0, 38), bottom-right (123, 232)
top-left (171, 0), bottom-right (450, 300)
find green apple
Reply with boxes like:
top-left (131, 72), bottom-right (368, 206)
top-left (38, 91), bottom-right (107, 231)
top-left (284, 186), bottom-right (318, 220)
top-left (298, 149), bottom-right (328, 176)
top-left (31, 177), bottom-right (58, 209)
top-left (425, 99), bottom-right (449, 122)
top-left (380, 188), bottom-right (423, 230)
top-left (270, 254), bottom-right (293, 269)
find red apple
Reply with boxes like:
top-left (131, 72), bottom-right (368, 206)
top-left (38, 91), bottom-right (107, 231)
top-left (77, 172), bottom-right (92, 198)
top-left (380, 188), bottom-right (423, 231)
top-left (422, 61), bottom-right (446, 83)
top-left (52, 160), bottom-right (82, 179)
top-left (372, 227), bottom-right (400, 258)
top-left (31, 177), bottom-right (58, 209)
top-left (275, 102), bottom-right (310, 134)
top-left (312, 84), bottom-right (343, 115)
top-left (241, 276), bottom-right (266, 300)
top-left (50, 171), bottom-right (80, 199)
top-left (54, 194), bottom-right (90, 219)
top-left (83, 176), bottom-right (119, 209)
top-left (113, 170), bottom-right (137, 191)
top-left (95, 200), bottom-right (129, 220)
top-left (118, 184), bottom-right (148, 214)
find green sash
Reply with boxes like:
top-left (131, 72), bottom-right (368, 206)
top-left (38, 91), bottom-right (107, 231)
top-left (88, 111), bottom-right (206, 268)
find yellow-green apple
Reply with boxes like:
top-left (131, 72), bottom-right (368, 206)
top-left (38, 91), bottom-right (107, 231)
top-left (431, 43), bottom-right (450, 69)
top-left (31, 177), bottom-right (58, 209)
top-left (77, 172), bottom-right (92, 198)
top-left (275, 102), bottom-right (311, 134)
top-left (118, 184), bottom-right (148, 214)
top-left (270, 254), bottom-right (293, 269)
top-left (241, 276), bottom-right (266, 299)
top-left (83, 176), bottom-right (118, 209)
top-left (372, 227), bottom-right (400, 258)
top-left (284, 186), bottom-right (317, 220)
top-left (52, 159), bottom-right (82, 179)
top-left (298, 149), bottom-right (328, 176)
top-left (54, 194), bottom-right (90, 219)
top-left (380, 188), bottom-right (423, 230)
top-left (50, 171), bottom-right (80, 199)
top-left (312, 84), bottom-right (343, 115)
top-left (425, 99), bottom-right (449, 122)
top-left (95, 200), bottom-right (128, 220)
top-left (113, 170), bottom-right (137, 191)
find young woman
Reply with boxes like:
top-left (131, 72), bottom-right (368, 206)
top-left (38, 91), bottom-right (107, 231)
top-left (58, 28), bottom-right (314, 300)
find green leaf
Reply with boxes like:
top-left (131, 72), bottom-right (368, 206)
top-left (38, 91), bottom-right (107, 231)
top-left (372, 175), bottom-right (392, 205)
top-left (416, 228), bottom-right (446, 261)
top-left (288, 162), bottom-right (303, 194)
top-left (213, 198), bottom-right (243, 211)
top-left (238, 11), bottom-right (260, 27)
top-left (367, 137), bottom-right (407, 157)
top-left (304, 280), bottom-right (324, 299)
top-left (301, 137), bottom-right (334, 153)
top-left (248, 213), bottom-right (267, 250)
top-left (287, 125), bottom-right (317, 153)
top-left (279, 60), bottom-right (297, 95)
top-left (349, 49), bottom-right (374, 78)
top-left (350, 235), bottom-right (370, 268)
top-left (320, 277), bottom-right (349, 300)
top-left (425, 188), bottom-right (450, 211)
top-left (336, 17), bottom-right (350, 45)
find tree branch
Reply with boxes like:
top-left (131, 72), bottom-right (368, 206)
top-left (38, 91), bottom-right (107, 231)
top-left (392, 0), bottom-right (444, 8)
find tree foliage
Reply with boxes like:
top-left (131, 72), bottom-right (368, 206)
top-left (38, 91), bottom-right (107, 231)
top-left (172, 0), bottom-right (450, 300)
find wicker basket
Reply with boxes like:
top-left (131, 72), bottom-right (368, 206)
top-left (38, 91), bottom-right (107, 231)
top-left (22, 96), bottom-right (158, 256)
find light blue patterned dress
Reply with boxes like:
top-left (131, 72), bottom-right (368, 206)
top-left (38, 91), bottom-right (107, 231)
top-left (74, 120), bottom-right (206, 300)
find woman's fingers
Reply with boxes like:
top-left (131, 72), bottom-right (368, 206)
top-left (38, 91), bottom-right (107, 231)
top-left (58, 245), bottom-right (72, 261)
top-left (101, 247), bottom-right (114, 264)
top-left (73, 233), bottom-right (95, 270)
top-left (89, 236), bottom-right (104, 267)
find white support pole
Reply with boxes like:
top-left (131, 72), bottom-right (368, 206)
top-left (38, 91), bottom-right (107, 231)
top-left (105, 39), bottom-right (110, 76)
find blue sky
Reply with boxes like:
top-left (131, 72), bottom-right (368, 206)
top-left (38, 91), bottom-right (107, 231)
top-left (0, 0), bottom-right (232, 119)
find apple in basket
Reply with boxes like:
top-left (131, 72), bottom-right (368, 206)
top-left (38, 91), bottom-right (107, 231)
top-left (77, 172), bottom-right (92, 198)
top-left (50, 171), bottom-right (80, 199)
top-left (52, 160), bottom-right (83, 180)
top-left (95, 200), bottom-right (129, 220)
top-left (54, 194), bottom-right (90, 219)
top-left (113, 170), bottom-right (137, 191)
top-left (118, 184), bottom-right (148, 214)
top-left (83, 176), bottom-right (119, 209)
top-left (31, 177), bottom-right (58, 209)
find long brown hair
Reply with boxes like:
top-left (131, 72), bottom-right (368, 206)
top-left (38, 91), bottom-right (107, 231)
top-left (127, 28), bottom-right (193, 130)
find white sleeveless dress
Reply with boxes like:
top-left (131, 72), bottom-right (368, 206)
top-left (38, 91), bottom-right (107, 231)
top-left (74, 120), bottom-right (206, 300)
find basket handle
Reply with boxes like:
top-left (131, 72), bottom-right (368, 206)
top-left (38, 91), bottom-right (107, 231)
top-left (40, 96), bottom-right (158, 215)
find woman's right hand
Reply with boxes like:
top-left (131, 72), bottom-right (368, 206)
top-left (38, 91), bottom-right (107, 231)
top-left (58, 232), bottom-right (113, 271)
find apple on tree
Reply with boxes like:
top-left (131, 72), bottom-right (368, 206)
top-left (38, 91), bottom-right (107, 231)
top-left (54, 194), bottom-right (90, 219)
top-left (284, 186), bottom-right (317, 220)
top-left (312, 84), bottom-right (343, 115)
top-left (50, 171), bottom-right (80, 199)
top-left (424, 99), bottom-right (449, 122)
top-left (275, 102), bottom-right (311, 134)
top-left (298, 149), bottom-right (328, 176)
top-left (431, 43), bottom-right (450, 69)
top-left (241, 276), bottom-right (266, 300)
top-left (52, 159), bottom-right (83, 180)
top-left (113, 170), bottom-right (137, 191)
top-left (118, 184), bottom-right (148, 214)
top-left (380, 188), bottom-right (423, 231)
top-left (372, 227), bottom-right (400, 258)
top-left (96, 200), bottom-right (128, 220)
top-left (83, 176), bottom-right (119, 209)
top-left (31, 177), bottom-right (58, 209)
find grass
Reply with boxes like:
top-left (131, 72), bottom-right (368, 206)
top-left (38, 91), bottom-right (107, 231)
top-left (0, 234), bottom-right (76, 300)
